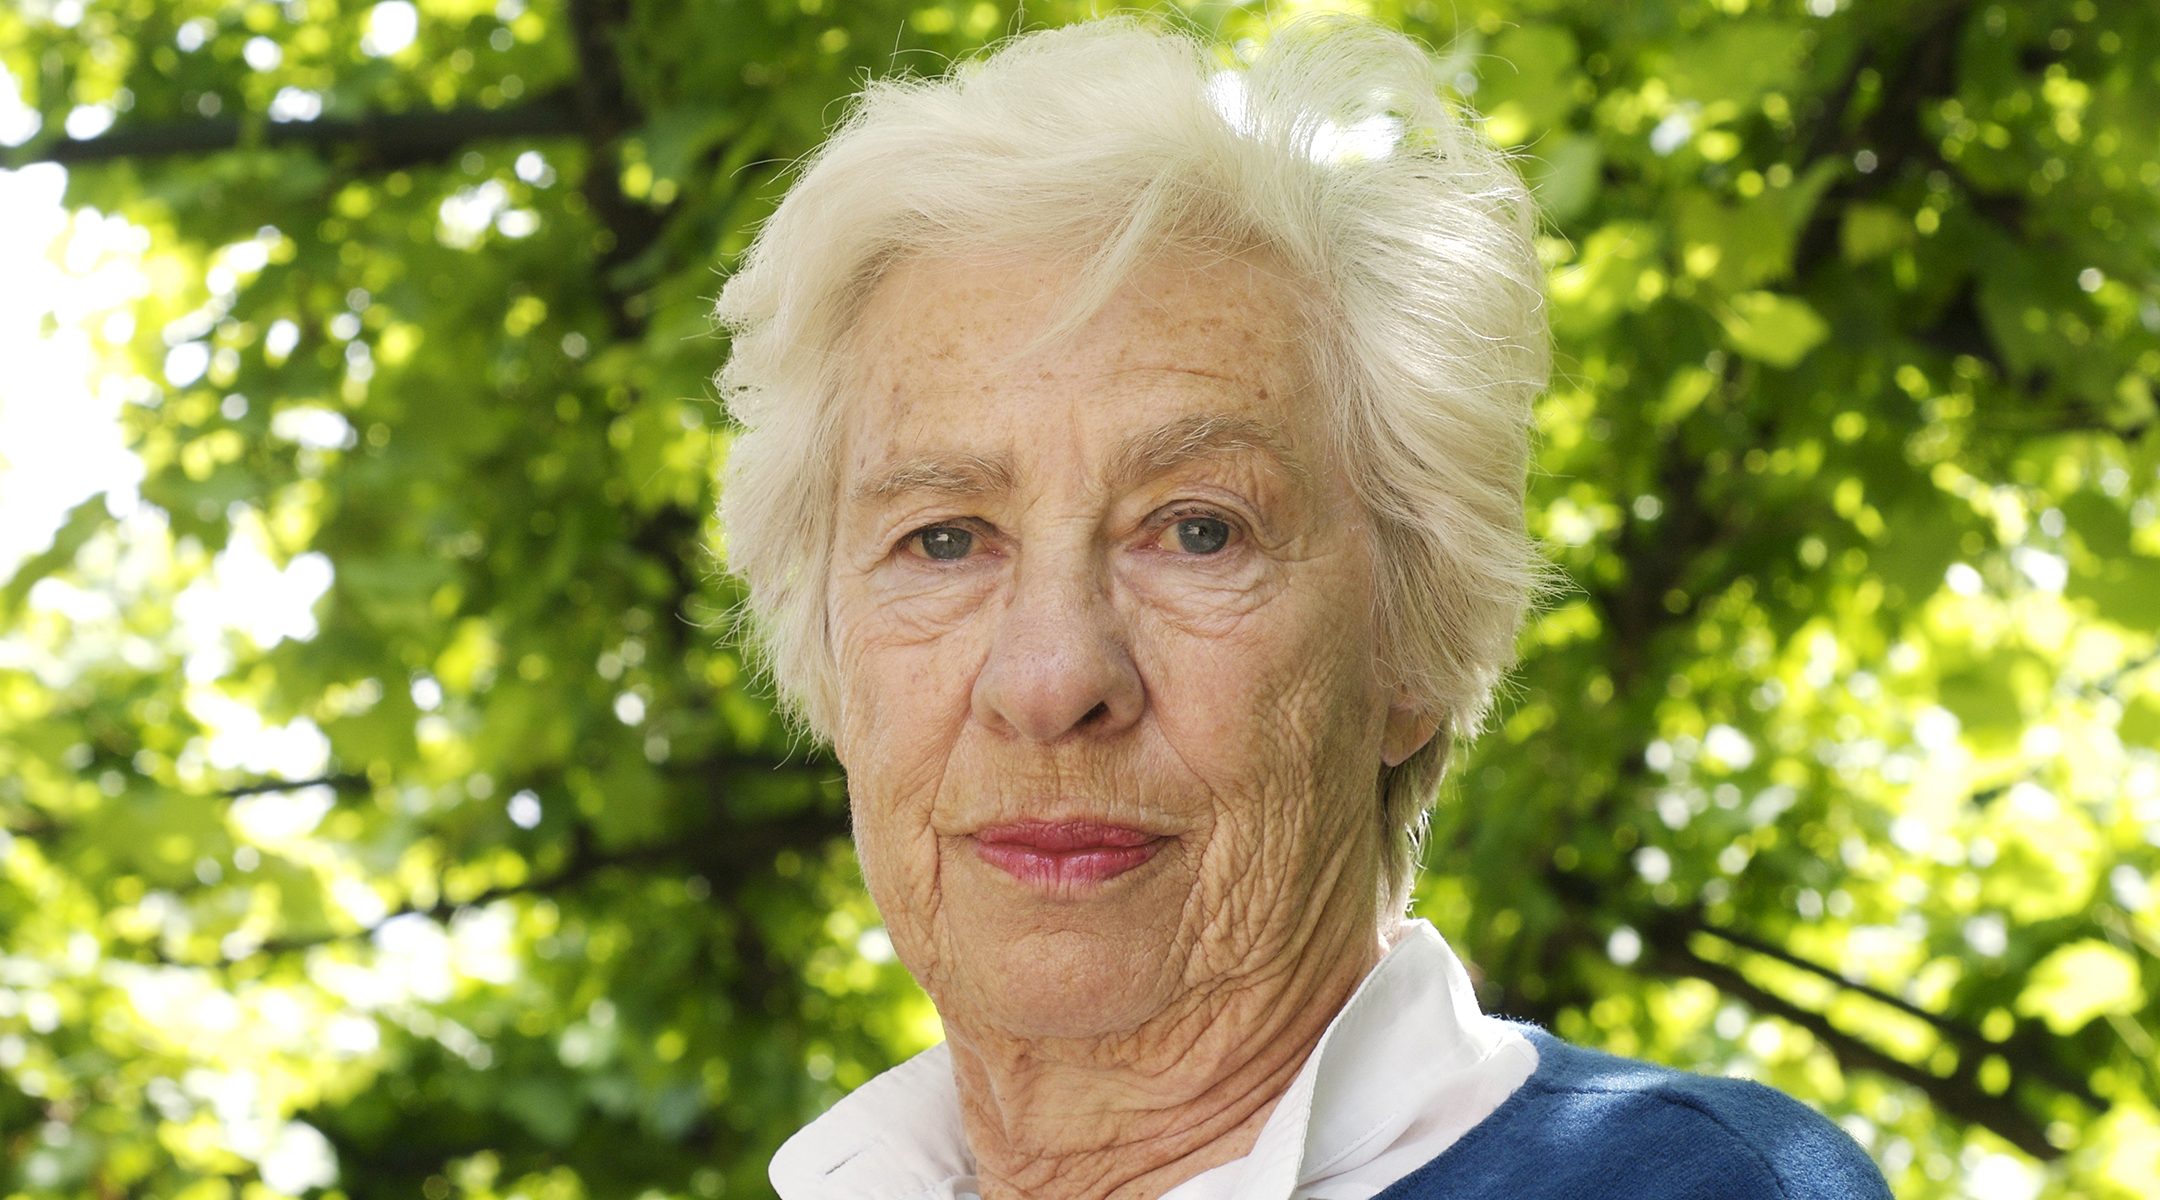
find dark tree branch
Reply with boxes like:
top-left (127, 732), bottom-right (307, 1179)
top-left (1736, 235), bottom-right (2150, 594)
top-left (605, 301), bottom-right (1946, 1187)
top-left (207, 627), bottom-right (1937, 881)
top-left (1789, 0), bottom-right (1974, 269)
top-left (1656, 939), bottom-right (2064, 1160)
top-left (220, 773), bottom-right (370, 798)
top-left (2097, 647), bottom-right (2160, 696)
top-left (3, 774), bottom-right (366, 841)
top-left (140, 805), bottom-right (849, 965)
top-left (1659, 911), bottom-right (2101, 1108)
top-left (0, 812), bottom-right (63, 839)
top-left (565, 0), bottom-right (667, 338)
top-left (208, 753), bottom-right (835, 804)
top-left (2, 90), bottom-right (582, 170)
top-left (1540, 857), bottom-right (2095, 1158)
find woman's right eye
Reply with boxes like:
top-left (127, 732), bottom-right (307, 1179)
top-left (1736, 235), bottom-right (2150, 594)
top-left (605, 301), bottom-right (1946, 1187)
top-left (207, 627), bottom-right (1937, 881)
top-left (908, 525), bottom-right (974, 561)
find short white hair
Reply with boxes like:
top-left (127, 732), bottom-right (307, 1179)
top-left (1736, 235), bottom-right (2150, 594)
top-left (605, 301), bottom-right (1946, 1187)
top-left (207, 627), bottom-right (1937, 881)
top-left (714, 13), bottom-right (1553, 915)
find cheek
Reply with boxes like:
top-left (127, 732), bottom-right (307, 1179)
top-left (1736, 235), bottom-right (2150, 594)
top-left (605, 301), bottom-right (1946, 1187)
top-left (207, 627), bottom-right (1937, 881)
top-left (828, 574), bottom-right (986, 735)
top-left (832, 642), bottom-right (973, 817)
top-left (858, 566), bottom-right (996, 644)
top-left (1147, 572), bottom-right (1377, 736)
top-left (1117, 558), bottom-right (1282, 641)
top-left (833, 641), bottom-right (967, 971)
top-left (1139, 573), bottom-right (1385, 842)
top-left (828, 585), bottom-right (984, 885)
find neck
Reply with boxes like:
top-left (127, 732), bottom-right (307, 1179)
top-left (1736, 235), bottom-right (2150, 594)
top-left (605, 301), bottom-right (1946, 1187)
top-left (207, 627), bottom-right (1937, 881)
top-left (947, 912), bottom-right (1395, 1200)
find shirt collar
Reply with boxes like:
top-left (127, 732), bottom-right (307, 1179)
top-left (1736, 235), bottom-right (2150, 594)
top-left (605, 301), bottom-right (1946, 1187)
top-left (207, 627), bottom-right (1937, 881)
top-left (769, 1038), bottom-right (975, 1200)
top-left (1175, 919), bottom-right (1519, 1196)
top-left (769, 919), bottom-right (1512, 1200)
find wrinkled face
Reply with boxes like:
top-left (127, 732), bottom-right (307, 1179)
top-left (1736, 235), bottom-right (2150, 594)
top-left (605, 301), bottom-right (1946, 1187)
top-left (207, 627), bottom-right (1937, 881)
top-left (825, 249), bottom-right (1418, 1039)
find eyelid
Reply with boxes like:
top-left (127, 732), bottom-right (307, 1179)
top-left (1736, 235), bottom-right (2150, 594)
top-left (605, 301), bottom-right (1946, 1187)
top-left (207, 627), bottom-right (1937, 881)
top-left (893, 516), bottom-right (995, 561)
top-left (1148, 503), bottom-right (1246, 554)
top-left (1159, 502), bottom-right (1232, 524)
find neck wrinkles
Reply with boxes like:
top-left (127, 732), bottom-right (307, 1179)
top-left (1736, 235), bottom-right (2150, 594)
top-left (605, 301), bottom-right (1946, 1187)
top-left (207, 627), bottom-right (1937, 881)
top-left (946, 907), bottom-right (1393, 1200)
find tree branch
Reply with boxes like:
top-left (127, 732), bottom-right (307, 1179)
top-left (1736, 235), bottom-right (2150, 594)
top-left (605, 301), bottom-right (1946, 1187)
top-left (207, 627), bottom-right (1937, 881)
top-left (220, 773), bottom-right (370, 798)
top-left (1655, 938), bottom-right (2064, 1160)
top-left (2, 89), bottom-right (583, 170)
top-left (0, 812), bottom-right (62, 840)
top-left (1663, 911), bottom-right (2101, 1108)
top-left (565, 0), bottom-right (666, 338)
top-left (1539, 862), bottom-right (2096, 1156)
top-left (144, 806), bottom-right (848, 965)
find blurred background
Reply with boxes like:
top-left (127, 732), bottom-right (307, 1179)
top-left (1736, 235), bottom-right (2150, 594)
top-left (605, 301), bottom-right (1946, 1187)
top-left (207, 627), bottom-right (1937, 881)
top-left (0, 0), bottom-right (2155, 1196)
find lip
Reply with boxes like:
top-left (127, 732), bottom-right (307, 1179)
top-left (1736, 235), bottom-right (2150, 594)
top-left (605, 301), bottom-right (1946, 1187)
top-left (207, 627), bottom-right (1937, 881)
top-left (970, 820), bottom-right (1166, 890)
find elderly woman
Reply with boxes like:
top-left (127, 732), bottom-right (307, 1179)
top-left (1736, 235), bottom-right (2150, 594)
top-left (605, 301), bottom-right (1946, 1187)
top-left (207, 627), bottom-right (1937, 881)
top-left (714, 15), bottom-right (1891, 1200)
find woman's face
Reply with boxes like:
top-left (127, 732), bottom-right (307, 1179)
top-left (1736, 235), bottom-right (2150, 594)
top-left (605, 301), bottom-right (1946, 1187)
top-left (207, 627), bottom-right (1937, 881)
top-left (824, 249), bottom-right (1429, 1040)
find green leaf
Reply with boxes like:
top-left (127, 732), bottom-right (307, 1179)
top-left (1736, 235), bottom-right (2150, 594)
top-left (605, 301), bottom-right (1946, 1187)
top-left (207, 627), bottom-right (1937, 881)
top-left (1654, 19), bottom-right (1810, 108)
top-left (2065, 556), bottom-right (2160, 628)
top-left (1840, 203), bottom-right (1912, 264)
top-left (1551, 221), bottom-right (1659, 337)
top-left (2061, 490), bottom-right (2135, 560)
top-left (1525, 132), bottom-right (1602, 225)
top-left (1716, 291), bottom-right (1829, 367)
top-left (2018, 941), bottom-right (2149, 1036)
top-left (0, 495), bottom-right (110, 618)
top-left (1477, 25), bottom-right (1581, 145)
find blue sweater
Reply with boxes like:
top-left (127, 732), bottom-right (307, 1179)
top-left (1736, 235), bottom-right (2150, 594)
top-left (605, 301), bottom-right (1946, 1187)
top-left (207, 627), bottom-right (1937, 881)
top-left (1373, 1025), bottom-right (1894, 1199)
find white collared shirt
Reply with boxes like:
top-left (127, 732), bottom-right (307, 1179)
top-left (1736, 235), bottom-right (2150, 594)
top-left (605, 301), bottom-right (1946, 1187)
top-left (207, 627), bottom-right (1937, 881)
top-left (770, 919), bottom-right (1539, 1200)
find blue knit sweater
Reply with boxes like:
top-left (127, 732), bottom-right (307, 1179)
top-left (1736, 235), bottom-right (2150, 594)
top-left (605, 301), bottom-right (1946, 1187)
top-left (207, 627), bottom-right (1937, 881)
top-left (1372, 1025), bottom-right (1893, 1199)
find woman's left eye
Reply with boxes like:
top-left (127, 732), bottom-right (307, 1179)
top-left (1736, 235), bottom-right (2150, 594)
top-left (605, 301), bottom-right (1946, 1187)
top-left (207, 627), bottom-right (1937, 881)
top-left (904, 524), bottom-right (976, 561)
top-left (1156, 514), bottom-right (1234, 555)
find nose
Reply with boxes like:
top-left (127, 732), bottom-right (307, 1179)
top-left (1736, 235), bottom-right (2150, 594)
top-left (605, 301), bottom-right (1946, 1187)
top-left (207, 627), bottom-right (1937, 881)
top-left (970, 550), bottom-right (1144, 744)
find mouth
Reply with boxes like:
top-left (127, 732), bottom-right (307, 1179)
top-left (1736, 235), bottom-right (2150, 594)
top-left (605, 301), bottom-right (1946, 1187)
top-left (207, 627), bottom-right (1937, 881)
top-left (969, 820), bottom-right (1167, 890)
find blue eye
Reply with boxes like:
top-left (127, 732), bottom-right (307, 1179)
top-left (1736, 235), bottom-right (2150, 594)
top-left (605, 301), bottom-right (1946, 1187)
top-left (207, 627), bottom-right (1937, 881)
top-left (913, 526), bottom-right (974, 561)
top-left (1167, 516), bottom-right (1231, 555)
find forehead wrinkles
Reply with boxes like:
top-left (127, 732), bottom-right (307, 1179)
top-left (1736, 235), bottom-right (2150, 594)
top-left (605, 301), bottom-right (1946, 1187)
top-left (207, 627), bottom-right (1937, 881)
top-left (846, 398), bottom-right (1321, 520)
top-left (834, 250), bottom-right (1334, 499)
top-left (849, 244), bottom-right (1308, 380)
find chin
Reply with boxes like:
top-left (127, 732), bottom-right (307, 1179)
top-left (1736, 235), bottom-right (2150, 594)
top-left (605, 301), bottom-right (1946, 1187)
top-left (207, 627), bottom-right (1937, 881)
top-left (944, 924), bottom-right (1181, 1040)
top-left (915, 860), bottom-right (1195, 1040)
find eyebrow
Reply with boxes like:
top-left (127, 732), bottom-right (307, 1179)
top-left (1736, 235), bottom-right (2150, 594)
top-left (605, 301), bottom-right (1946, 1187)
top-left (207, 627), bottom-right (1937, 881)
top-left (1104, 411), bottom-right (1311, 492)
top-left (847, 452), bottom-right (1016, 506)
top-left (846, 411), bottom-right (1310, 508)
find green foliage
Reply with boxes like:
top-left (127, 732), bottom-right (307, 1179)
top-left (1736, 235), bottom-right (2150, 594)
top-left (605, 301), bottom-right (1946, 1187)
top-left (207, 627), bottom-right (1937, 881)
top-left (2, 0), bottom-right (2156, 1197)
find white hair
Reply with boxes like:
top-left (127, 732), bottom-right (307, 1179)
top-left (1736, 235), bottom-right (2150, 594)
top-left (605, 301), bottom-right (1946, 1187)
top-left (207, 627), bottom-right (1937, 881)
top-left (713, 13), bottom-right (1554, 916)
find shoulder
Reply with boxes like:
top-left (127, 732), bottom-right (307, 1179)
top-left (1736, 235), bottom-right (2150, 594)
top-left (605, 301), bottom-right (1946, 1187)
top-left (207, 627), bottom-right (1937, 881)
top-left (1374, 1024), bottom-right (1893, 1200)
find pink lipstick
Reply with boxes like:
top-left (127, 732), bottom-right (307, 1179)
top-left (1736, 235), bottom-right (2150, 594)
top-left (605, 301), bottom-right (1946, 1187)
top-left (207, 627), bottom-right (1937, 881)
top-left (971, 820), bottom-right (1164, 890)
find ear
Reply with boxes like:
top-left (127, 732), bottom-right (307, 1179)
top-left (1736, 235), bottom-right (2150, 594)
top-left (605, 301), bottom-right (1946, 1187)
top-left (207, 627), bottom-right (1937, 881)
top-left (1381, 694), bottom-right (1443, 768)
